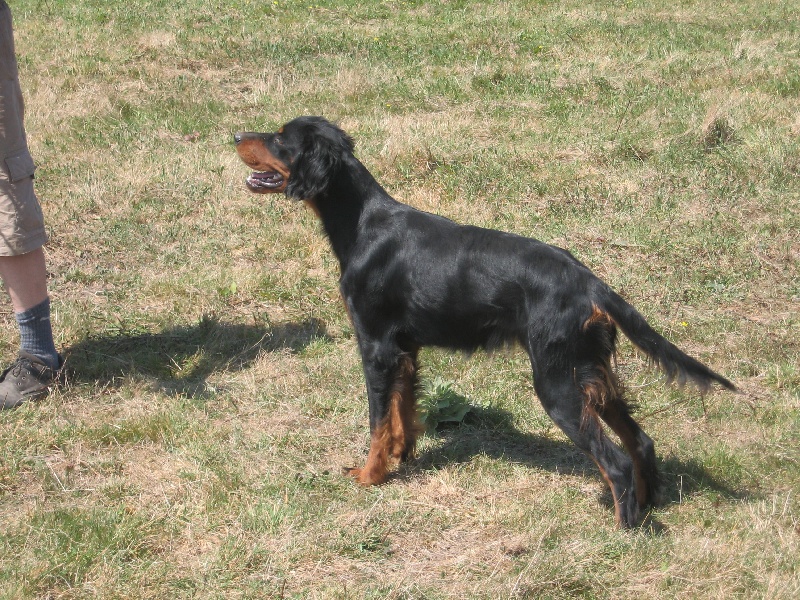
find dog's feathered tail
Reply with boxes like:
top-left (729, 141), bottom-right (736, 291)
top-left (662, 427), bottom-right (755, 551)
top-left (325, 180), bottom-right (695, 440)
top-left (593, 283), bottom-right (737, 393)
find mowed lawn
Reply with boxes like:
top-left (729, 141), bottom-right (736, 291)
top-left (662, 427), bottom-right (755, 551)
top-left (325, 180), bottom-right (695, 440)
top-left (1, 0), bottom-right (798, 598)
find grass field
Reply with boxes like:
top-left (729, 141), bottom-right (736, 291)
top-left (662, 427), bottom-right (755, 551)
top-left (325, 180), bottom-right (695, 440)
top-left (1, 0), bottom-right (798, 597)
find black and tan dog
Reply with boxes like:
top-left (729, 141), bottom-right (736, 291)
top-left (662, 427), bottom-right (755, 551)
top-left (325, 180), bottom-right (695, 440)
top-left (234, 116), bottom-right (736, 527)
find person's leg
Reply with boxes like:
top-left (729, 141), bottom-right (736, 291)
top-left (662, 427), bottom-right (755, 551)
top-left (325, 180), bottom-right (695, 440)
top-left (0, 247), bottom-right (48, 312)
top-left (0, 248), bottom-right (59, 370)
top-left (0, 2), bottom-right (60, 409)
top-left (0, 247), bottom-right (60, 410)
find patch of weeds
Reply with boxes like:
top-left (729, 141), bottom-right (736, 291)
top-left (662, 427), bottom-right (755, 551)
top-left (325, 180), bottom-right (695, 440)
top-left (612, 140), bottom-right (654, 164)
top-left (337, 526), bottom-right (393, 559)
top-left (418, 377), bottom-right (472, 433)
top-left (217, 281), bottom-right (238, 300)
top-left (99, 479), bottom-right (139, 503)
top-left (701, 116), bottom-right (737, 151)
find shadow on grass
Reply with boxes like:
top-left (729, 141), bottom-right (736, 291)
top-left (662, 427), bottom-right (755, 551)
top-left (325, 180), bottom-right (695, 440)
top-left (61, 314), bottom-right (329, 397)
top-left (408, 402), bottom-right (745, 531)
top-left (415, 403), bottom-right (594, 477)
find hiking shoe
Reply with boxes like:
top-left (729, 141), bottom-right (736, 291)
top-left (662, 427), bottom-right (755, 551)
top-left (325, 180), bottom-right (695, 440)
top-left (0, 351), bottom-right (62, 410)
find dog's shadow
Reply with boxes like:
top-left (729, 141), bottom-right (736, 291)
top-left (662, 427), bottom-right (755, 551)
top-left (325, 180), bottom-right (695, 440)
top-left (62, 321), bottom-right (745, 530)
top-left (62, 315), bottom-right (329, 397)
top-left (406, 401), bottom-right (745, 532)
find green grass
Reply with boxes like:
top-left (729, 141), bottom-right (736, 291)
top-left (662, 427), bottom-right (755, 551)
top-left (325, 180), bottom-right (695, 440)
top-left (1, 0), bottom-right (798, 597)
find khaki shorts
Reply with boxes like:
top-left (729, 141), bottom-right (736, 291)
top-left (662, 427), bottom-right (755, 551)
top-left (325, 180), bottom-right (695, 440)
top-left (0, 0), bottom-right (48, 256)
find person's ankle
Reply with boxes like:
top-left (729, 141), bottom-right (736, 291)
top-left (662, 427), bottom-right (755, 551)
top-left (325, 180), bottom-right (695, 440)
top-left (15, 297), bottom-right (59, 370)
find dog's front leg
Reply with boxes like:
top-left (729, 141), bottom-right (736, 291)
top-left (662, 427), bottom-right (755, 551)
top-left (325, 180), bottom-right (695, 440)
top-left (344, 338), bottom-right (419, 486)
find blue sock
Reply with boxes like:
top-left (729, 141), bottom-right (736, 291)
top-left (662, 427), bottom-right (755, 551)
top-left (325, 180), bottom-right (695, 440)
top-left (15, 298), bottom-right (59, 370)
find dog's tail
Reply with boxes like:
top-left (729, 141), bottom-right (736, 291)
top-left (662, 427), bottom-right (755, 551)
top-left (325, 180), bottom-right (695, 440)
top-left (593, 283), bottom-right (737, 393)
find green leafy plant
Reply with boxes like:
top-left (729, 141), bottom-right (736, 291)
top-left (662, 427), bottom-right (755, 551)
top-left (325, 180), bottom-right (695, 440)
top-left (418, 377), bottom-right (472, 432)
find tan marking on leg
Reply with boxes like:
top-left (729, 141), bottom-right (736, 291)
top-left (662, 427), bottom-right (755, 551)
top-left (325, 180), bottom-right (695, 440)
top-left (387, 354), bottom-right (422, 463)
top-left (582, 405), bottom-right (624, 527)
top-left (599, 403), bottom-right (649, 508)
top-left (345, 421), bottom-right (392, 486)
top-left (592, 456), bottom-right (623, 528)
top-left (345, 353), bottom-right (421, 486)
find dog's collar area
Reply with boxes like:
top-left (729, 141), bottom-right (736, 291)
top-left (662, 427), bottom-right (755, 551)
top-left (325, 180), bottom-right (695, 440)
top-left (246, 171), bottom-right (285, 191)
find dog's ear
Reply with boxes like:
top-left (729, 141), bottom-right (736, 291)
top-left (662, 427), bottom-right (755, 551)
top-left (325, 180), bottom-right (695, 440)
top-left (285, 121), bottom-right (354, 201)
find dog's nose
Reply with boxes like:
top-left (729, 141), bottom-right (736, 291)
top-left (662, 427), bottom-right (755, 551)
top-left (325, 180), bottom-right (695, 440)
top-left (233, 133), bottom-right (242, 145)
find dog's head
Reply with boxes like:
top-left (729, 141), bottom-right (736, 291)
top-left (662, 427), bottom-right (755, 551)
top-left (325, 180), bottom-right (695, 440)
top-left (234, 116), bottom-right (354, 201)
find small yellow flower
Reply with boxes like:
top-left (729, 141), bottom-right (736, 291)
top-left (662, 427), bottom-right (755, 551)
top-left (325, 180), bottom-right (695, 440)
top-left (680, 322), bottom-right (688, 327)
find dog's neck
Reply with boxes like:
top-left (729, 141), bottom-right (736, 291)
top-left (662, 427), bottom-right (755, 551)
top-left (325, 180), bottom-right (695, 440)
top-left (310, 155), bottom-right (394, 271)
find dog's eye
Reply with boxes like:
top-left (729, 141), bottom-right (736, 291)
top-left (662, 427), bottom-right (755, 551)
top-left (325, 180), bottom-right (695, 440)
top-left (274, 135), bottom-right (283, 145)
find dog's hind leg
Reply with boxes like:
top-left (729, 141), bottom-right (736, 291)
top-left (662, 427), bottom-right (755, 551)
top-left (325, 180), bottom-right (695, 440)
top-left (580, 305), bottom-right (661, 514)
top-left (530, 357), bottom-right (642, 527)
top-left (345, 341), bottom-right (421, 486)
top-left (596, 398), bottom-right (661, 510)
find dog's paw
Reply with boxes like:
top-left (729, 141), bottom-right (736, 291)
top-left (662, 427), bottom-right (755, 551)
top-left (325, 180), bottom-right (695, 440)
top-left (341, 465), bottom-right (385, 486)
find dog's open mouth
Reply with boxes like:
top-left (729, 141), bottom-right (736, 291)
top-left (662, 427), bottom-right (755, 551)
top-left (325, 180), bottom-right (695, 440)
top-left (246, 171), bottom-right (285, 192)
